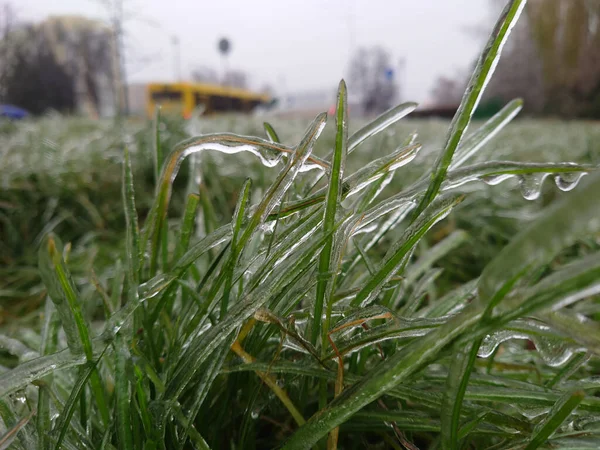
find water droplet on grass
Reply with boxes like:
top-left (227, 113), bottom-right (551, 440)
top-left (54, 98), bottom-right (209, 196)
top-left (519, 173), bottom-right (549, 200)
top-left (554, 172), bottom-right (587, 192)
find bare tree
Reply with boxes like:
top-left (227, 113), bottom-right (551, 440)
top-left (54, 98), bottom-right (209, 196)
top-left (484, 0), bottom-right (600, 117)
top-left (348, 46), bottom-right (398, 114)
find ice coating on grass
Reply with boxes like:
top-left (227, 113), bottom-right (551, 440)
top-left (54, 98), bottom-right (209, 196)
top-left (518, 173), bottom-right (551, 200)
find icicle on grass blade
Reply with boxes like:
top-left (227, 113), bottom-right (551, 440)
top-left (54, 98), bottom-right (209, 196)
top-left (479, 173), bottom-right (600, 307)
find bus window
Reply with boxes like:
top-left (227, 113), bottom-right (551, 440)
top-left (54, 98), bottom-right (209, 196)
top-left (151, 91), bottom-right (182, 102)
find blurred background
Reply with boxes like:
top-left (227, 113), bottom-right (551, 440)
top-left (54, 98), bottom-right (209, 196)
top-left (0, 0), bottom-right (598, 120)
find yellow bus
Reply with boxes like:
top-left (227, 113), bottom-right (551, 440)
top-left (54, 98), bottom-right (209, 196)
top-left (146, 82), bottom-right (271, 118)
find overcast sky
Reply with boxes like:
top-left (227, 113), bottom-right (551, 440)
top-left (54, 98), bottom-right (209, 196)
top-left (16, 0), bottom-right (493, 103)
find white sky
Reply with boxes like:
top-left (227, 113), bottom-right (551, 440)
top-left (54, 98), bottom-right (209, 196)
top-left (15, 0), bottom-right (493, 103)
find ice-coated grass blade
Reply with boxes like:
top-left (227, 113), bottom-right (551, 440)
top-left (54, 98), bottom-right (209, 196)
top-left (220, 178), bottom-right (251, 318)
top-left (313, 80), bottom-right (348, 347)
top-left (351, 194), bottom-right (463, 307)
top-left (50, 348), bottom-right (107, 450)
top-left (0, 410), bottom-right (34, 450)
top-left (348, 102), bottom-right (417, 153)
top-left (441, 340), bottom-right (482, 450)
top-left (37, 299), bottom-right (59, 450)
top-left (115, 337), bottom-right (134, 450)
top-left (140, 131), bottom-right (329, 257)
top-left (174, 193), bottom-right (200, 263)
top-left (264, 122), bottom-right (281, 143)
top-left (479, 173), bottom-right (600, 306)
top-left (38, 235), bottom-right (110, 426)
top-left (450, 98), bottom-right (523, 169)
top-left (412, 0), bottom-right (527, 219)
top-left (123, 146), bottom-right (141, 286)
top-left (523, 390), bottom-right (585, 450)
top-left (282, 305), bottom-right (483, 449)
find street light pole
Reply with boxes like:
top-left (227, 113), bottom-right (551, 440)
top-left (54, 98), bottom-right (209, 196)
top-left (172, 35), bottom-right (181, 81)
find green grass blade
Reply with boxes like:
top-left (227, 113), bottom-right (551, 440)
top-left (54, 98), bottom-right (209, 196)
top-left (404, 230), bottom-right (468, 286)
top-left (123, 146), bottom-right (141, 286)
top-left (524, 390), bottom-right (585, 450)
top-left (38, 236), bottom-right (110, 425)
top-left (348, 102), bottom-right (417, 153)
top-left (412, 0), bottom-right (527, 219)
top-left (282, 305), bottom-right (483, 449)
top-left (351, 194), bottom-right (463, 307)
top-left (441, 340), bottom-right (482, 450)
top-left (174, 193), bottom-right (200, 263)
top-left (264, 121), bottom-right (281, 143)
top-left (37, 299), bottom-right (59, 450)
top-left (50, 348), bottom-right (107, 450)
top-left (313, 80), bottom-right (348, 347)
top-left (163, 216), bottom-right (339, 404)
top-left (153, 107), bottom-right (162, 184)
top-left (115, 337), bottom-right (134, 450)
top-left (221, 178), bottom-right (252, 318)
top-left (450, 98), bottom-right (523, 169)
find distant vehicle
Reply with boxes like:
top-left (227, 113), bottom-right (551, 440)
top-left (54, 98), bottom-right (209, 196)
top-left (146, 82), bottom-right (271, 119)
top-left (0, 105), bottom-right (29, 120)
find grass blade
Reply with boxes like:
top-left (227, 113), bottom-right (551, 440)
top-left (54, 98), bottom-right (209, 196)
top-left (123, 146), bottom-right (141, 286)
top-left (450, 98), bottom-right (523, 169)
top-left (412, 0), bottom-right (527, 218)
top-left (348, 102), bottom-right (417, 153)
top-left (524, 390), bottom-right (585, 450)
top-left (264, 122), bottom-right (281, 143)
top-left (221, 178), bottom-right (252, 318)
top-left (351, 194), bottom-right (463, 307)
top-left (313, 80), bottom-right (348, 346)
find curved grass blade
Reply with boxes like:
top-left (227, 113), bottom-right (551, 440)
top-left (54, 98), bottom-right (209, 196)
top-left (351, 194), bottom-right (463, 307)
top-left (191, 114), bottom-right (327, 326)
top-left (412, 0), bottom-right (527, 219)
top-left (348, 102), bottom-right (417, 153)
top-left (140, 131), bottom-right (329, 255)
top-left (524, 390), bottom-right (585, 450)
top-left (450, 98), bottom-right (523, 169)
top-left (313, 80), bottom-right (348, 347)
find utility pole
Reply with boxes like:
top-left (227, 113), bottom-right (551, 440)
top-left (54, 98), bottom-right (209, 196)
top-left (172, 35), bottom-right (181, 82)
top-left (96, 0), bottom-right (129, 117)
